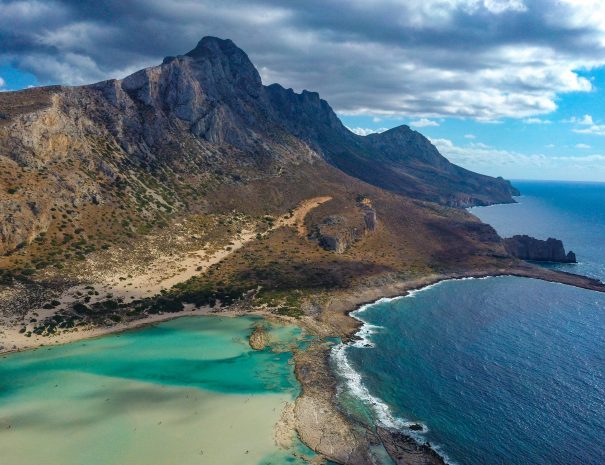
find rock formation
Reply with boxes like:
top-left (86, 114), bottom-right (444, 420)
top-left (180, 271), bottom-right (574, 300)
top-left (504, 235), bottom-right (577, 263)
top-left (0, 36), bottom-right (518, 256)
top-left (315, 198), bottom-right (378, 253)
top-left (249, 324), bottom-right (268, 350)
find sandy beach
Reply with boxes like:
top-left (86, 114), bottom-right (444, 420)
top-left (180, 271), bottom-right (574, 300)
top-left (0, 316), bottom-right (311, 465)
top-left (0, 196), bottom-right (332, 354)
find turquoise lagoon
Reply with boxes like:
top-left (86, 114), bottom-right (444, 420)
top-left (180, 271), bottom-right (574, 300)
top-left (0, 316), bottom-right (314, 465)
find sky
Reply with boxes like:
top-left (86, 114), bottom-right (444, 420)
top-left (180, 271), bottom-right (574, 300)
top-left (1, 0), bottom-right (605, 182)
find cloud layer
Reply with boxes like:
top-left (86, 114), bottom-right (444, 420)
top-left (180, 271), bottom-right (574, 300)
top-left (2, 0), bottom-right (605, 120)
top-left (433, 137), bottom-right (605, 181)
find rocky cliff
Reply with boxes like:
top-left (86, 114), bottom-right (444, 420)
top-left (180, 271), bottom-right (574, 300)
top-left (504, 235), bottom-right (577, 263)
top-left (314, 197), bottom-right (378, 254)
top-left (0, 36), bottom-right (517, 260)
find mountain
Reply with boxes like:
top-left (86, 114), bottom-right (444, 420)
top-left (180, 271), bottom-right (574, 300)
top-left (265, 84), bottom-right (518, 207)
top-left (0, 36), bottom-right (517, 260)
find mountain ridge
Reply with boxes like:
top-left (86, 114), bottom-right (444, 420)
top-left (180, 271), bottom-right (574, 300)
top-left (93, 35), bottom-right (518, 206)
top-left (0, 35), bottom-right (515, 264)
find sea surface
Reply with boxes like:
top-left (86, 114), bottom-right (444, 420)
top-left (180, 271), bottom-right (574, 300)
top-left (0, 316), bottom-right (315, 465)
top-left (470, 180), bottom-right (605, 280)
top-left (335, 181), bottom-right (605, 465)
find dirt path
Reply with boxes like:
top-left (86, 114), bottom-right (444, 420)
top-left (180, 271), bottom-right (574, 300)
top-left (0, 196), bottom-right (332, 353)
top-left (277, 196), bottom-right (332, 236)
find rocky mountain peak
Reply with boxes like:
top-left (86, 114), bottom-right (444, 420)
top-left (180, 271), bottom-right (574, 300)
top-left (182, 36), bottom-right (262, 96)
top-left (365, 124), bottom-right (448, 168)
top-left (96, 36), bottom-right (267, 146)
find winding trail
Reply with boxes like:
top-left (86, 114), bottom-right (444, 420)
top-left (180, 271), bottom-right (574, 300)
top-left (0, 196), bottom-right (332, 353)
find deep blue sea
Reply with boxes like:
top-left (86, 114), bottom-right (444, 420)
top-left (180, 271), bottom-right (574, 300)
top-left (470, 180), bottom-right (605, 280)
top-left (335, 181), bottom-right (605, 465)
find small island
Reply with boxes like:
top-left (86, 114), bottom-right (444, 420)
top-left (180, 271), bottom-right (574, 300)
top-left (504, 235), bottom-right (577, 263)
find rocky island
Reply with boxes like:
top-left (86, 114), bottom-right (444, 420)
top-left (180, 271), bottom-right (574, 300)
top-left (504, 235), bottom-right (577, 263)
top-left (1, 36), bottom-right (603, 465)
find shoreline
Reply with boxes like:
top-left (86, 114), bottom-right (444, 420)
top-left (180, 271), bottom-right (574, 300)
top-left (1, 264), bottom-right (604, 465)
top-left (292, 265), bottom-right (605, 465)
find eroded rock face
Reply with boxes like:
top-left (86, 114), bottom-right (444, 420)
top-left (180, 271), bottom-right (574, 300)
top-left (317, 216), bottom-right (356, 254)
top-left (0, 36), bottom-right (517, 256)
top-left (504, 235), bottom-right (577, 263)
top-left (314, 197), bottom-right (378, 254)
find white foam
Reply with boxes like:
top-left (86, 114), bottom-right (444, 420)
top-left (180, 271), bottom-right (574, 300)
top-left (332, 277), bottom-right (502, 465)
top-left (331, 342), bottom-right (417, 431)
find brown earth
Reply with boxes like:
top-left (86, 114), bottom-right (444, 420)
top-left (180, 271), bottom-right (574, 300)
top-left (1, 36), bottom-right (603, 465)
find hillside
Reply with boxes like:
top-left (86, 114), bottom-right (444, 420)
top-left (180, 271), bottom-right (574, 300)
top-left (0, 35), bottom-right (532, 340)
top-left (0, 37), bottom-right (517, 261)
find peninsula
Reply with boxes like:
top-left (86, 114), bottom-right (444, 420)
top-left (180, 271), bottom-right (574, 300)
top-left (1, 37), bottom-right (603, 465)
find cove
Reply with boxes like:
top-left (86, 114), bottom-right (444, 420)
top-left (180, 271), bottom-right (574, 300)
top-left (0, 316), bottom-right (314, 465)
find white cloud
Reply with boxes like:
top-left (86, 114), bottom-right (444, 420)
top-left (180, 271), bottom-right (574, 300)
top-left (546, 144), bottom-right (555, 148)
top-left (574, 125), bottom-right (605, 136)
top-left (561, 115), bottom-right (594, 126)
top-left (562, 114), bottom-right (605, 136)
top-left (0, 76), bottom-right (5, 88)
top-left (432, 137), bottom-right (605, 181)
top-left (464, 134), bottom-right (476, 139)
top-left (569, 115), bottom-right (605, 136)
top-left (523, 117), bottom-right (552, 124)
top-left (482, 0), bottom-right (527, 14)
top-left (409, 118), bottom-right (440, 127)
top-left (575, 143), bottom-right (591, 149)
top-left (2, 0), bottom-right (605, 120)
top-left (565, 114), bottom-right (594, 125)
top-left (346, 126), bottom-right (388, 136)
top-left (469, 142), bottom-right (492, 149)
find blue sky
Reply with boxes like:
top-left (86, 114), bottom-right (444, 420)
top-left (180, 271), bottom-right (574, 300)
top-left (2, 0), bottom-right (605, 182)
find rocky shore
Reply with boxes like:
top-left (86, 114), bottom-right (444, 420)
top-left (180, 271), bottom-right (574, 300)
top-left (291, 263), bottom-right (605, 465)
top-left (2, 263), bottom-right (603, 465)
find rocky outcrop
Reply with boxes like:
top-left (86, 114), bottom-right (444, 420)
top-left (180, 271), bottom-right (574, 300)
top-left (317, 216), bottom-right (357, 254)
top-left (248, 324), bottom-right (268, 350)
top-left (362, 205), bottom-right (377, 232)
top-left (377, 427), bottom-right (447, 465)
top-left (0, 36), bottom-right (517, 256)
top-left (316, 199), bottom-right (378, 254)
top-left (504, 235), bottom-right (577, 263)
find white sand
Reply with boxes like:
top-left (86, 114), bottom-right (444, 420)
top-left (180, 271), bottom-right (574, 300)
top-left (1, 196), bottom-right (332, 354)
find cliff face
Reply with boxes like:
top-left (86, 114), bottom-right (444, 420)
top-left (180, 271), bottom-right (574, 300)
top-left (504, 235), bottom-right (577, 263)
top-left (0, 36), bottom-right (517, 257)
top-left (266, 85), bottom-right (519, 208)
top-left (314, 198), bottom-right (378, 254)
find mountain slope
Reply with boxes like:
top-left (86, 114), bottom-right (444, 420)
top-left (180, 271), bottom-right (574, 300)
top-left (0, 36), bottom-right (514, 272)
top-left (265, 83), bottom-right (518, 207)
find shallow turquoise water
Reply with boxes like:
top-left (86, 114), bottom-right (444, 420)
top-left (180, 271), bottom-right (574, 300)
top-left (0, 316), bottom-right (316, 465)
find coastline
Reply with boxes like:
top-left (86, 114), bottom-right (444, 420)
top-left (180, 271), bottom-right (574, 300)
top-left (1, 264), bottom-right (604, 465)
top-left (0, 315), bottom-right (310, 465)
top-left (291, 264), bottom-right (605, 465)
